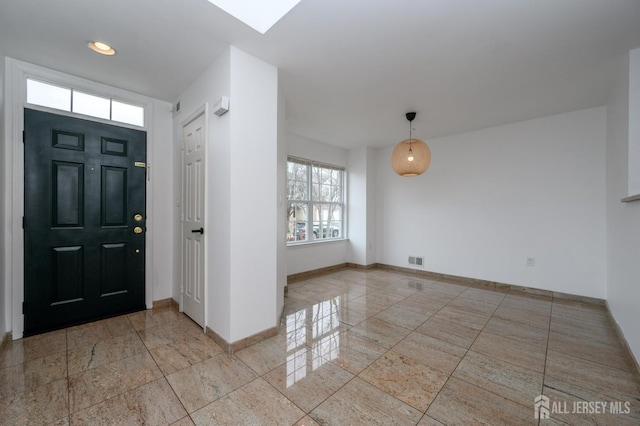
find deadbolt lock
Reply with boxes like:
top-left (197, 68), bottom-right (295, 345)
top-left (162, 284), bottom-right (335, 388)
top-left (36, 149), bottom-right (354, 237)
top-left (134, 214), bottom-right (143, 222)
top-left (133, 226), bottom-right (143, 234)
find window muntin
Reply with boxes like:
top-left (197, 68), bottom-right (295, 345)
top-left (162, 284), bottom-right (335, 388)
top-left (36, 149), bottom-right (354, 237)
top-left (287, 157), bottom-right (344, 243)
top-left (26, 78), bottom-right (145, 127)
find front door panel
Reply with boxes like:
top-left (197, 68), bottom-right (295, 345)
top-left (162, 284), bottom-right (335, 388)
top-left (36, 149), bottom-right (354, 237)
top-left (24, 108), bottom-right (146, 336)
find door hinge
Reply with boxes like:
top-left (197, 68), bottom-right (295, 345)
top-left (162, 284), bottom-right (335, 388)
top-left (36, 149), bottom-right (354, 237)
top-left (22, 131), bottom-right (25, 143)
top-left (22, 216), bottom-right (25, 229)
top-left (22, 301), bottom-right (25, 314)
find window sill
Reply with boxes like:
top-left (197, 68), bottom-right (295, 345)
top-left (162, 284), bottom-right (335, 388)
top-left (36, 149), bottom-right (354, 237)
top-left (621, 193), bottom-right (640, 203)
top-left (287, 238), bottom-right (348, 248)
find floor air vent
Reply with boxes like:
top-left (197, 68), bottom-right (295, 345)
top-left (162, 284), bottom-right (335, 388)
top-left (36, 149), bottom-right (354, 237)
top-left (408, 256), bottom-right (424, 268)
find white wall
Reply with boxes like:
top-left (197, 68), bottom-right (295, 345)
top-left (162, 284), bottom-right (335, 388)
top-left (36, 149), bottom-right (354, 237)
top-left (0, 55), bottom-right (6, 335)
top-left (288, 241), bottom-right (349, 275)
top-left (376, 107), bottom-right (607, 298)
top-left (288, 133), bottom-right (348, 167)
top-left (172, 49), bottom-right (232, 339)
top-left (366, 148), bottom-right (377, 265)
top-left (149, 102), bottom-right (174, 302)
top-left (228, 47), bottom-right (279, 341)
top-left (276, 84), bottom-right (287, 319)
top-left (347, 147), bottom-right (377, 266)
top-left (628, 49), bottom-right (640, 196)
top-left (348, 148), bottom-right (367, 265)
top-left (173, 46), bottom-right (280, 343)
top-left (606, 52), bottom-right (640, 362)
top-left (287, 133), bottom-right (349, 275)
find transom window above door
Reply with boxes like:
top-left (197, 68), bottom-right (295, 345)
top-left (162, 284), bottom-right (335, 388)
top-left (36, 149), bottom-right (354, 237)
top-left (26, 78), bottom-right (145, 127)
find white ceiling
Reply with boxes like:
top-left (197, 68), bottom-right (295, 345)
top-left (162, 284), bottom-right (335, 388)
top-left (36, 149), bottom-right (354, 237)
top-left (1, 0), bottom-right (639, 149)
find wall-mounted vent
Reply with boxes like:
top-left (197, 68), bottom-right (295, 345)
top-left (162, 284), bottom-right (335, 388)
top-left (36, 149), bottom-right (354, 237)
top-left (173, 100), bottom-right (181, 118)
top-left (213, 96), bottom-right (229, 116)
top-left (408, 256), bottom-right (424, 268)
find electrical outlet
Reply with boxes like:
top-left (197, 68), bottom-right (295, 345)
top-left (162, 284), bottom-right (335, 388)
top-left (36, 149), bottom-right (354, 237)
top-left (526, 257), bottom-right (535, 267)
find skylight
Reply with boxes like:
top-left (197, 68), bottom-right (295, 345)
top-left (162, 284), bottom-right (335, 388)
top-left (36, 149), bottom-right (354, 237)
top-left (207, 0), bottom-right (301, 34)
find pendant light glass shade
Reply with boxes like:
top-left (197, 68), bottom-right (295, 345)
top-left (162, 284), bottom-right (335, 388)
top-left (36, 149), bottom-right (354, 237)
top-left (391, 139), bottom-right (431, 176)
top-left (391, 112), bottom-right (431, 176)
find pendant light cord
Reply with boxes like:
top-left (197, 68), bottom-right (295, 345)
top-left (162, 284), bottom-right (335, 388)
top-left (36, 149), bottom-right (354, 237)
top-left (408, 117), bottom-right (413, 152)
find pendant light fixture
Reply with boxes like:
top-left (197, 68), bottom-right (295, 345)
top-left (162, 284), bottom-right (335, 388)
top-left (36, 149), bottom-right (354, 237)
top-left (391, 112), bottom-right (431, 177)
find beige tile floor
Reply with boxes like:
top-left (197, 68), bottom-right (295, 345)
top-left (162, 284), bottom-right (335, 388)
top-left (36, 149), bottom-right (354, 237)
top-left (1, 268), bottom-right (640, 425)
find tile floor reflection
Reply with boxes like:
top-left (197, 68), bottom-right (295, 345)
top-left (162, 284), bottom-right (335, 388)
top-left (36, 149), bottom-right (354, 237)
top-left (1, 268), bottom-right (640, 425)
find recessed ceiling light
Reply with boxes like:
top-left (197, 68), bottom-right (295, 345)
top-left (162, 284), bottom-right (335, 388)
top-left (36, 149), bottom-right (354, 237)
top-left (206, 0), bottom-right (301, 34)
top-left (88, 41), bottom-right (116, 56)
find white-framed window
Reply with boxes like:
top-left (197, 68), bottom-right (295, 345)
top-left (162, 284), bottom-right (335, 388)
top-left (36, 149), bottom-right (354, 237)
top-left (26, 78), bottom-right (145, 127)
top-left (287, 156), bottom-right (345, 244)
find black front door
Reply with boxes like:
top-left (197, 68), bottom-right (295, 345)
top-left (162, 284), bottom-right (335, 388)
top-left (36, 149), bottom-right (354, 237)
top-left (24, 108), bottom-right (146, 336)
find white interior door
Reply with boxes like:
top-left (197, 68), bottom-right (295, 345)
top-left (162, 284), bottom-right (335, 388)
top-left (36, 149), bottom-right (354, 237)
top-left (182, 112), bottom-right (206, 327)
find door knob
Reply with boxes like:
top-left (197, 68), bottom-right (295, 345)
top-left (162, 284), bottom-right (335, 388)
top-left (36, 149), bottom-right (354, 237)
top-left (191, 227), bottom-right (204, 235)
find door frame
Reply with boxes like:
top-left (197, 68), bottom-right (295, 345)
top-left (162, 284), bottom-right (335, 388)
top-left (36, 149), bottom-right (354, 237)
top-left (4, 58), bottom-right (158, 338)
top-left (180, 104), bottom-right (208, 329)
